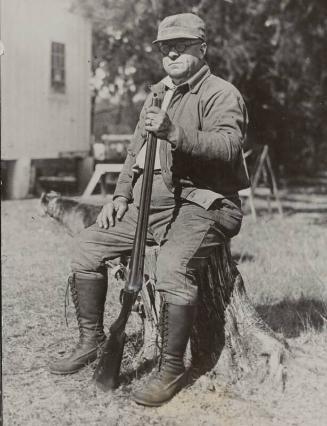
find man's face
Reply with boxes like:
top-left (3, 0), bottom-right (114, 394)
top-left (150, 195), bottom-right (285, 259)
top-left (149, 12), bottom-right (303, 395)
top-left (159, 39), bottom-right (207, 84)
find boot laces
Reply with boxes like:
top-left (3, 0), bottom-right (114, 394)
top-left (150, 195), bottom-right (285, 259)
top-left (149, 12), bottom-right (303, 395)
top-left (64, 277), bottom-right (71, 327)
top-left (68, 275), bottom-right (84, 338)
top-left (158, 302), bottom-right (169, 372)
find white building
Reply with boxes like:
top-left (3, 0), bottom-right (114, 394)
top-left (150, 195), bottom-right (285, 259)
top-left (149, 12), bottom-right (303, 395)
top-left (1, 0), bottom-right (92, 197)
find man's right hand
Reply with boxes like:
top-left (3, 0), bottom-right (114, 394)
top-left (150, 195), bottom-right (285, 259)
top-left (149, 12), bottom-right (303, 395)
top-left (96, 196), bottom-right (128, 229)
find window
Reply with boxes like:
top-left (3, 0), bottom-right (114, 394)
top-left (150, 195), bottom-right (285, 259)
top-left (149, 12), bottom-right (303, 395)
top-left (51, 42), bottom-right (65, 93)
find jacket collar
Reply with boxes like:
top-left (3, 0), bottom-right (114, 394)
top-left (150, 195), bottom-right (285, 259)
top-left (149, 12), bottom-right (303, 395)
top-left (158, 63), bottom-right (211, 94)
top-left (186, 64), bottom-right (211, 93)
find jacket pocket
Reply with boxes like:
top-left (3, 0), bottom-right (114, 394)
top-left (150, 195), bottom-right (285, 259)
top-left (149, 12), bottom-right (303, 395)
top-left (208, 197), bottom-right (243, 238)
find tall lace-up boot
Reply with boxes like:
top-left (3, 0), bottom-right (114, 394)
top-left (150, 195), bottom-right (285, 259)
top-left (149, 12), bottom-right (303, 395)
top-left (50, 274), bottom-right (107, 375)
top-left (133, 301), bottom-right (196, 407)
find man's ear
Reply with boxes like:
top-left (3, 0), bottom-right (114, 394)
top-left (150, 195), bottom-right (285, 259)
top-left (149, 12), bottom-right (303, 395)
top-left (200, 43), bottom-right (207, 58)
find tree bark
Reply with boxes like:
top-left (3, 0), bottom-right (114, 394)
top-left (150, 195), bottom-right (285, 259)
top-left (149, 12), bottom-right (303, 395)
top-left (108, 242), bottom-right (289, 390)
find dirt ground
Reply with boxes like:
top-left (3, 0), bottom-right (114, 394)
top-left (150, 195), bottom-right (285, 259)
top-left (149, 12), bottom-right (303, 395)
top-left (2, 189), bottom-right (327, 426)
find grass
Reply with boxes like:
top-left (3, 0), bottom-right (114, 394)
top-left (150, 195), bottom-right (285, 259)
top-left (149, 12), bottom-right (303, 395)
top-left (232, 214), bottom-right (327, 338)
top-left (2, 191), bottom-right (327, 426)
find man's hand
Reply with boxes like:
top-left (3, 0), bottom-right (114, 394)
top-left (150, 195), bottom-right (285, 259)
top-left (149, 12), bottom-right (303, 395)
top-left (96, 196), bottom-right (128, 229)
top-left (145, 106), bottom-right (178, 144)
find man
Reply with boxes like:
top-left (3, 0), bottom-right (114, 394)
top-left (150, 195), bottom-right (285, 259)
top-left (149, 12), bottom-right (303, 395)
top-left (50, 13), bottom-right (249, 406)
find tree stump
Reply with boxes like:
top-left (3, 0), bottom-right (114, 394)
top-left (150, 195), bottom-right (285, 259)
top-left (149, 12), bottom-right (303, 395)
top-left (108, 242), bottom-right (289, 391)
top-left (40, 193), bottom-right (288, 390)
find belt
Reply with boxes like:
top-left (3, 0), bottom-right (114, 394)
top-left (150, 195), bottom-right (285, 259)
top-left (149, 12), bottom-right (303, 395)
top-left (140, 169), bottom-right (162, 175)
top-left (134, 168), bottom-right (162, 176)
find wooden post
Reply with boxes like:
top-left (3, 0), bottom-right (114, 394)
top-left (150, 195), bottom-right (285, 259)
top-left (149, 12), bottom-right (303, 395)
top-left (76, 156), bottom-right (94, 194)
top-left (239, 150), bottom-right (257, 221)
top-left (251, 145), bottom-right (283, 217)
top-left (252, 145), bottom-right (269, 193)
top-left (266, 154), bottom-right (283, 217)
top-left (5, 157), bottom-right (32, 199)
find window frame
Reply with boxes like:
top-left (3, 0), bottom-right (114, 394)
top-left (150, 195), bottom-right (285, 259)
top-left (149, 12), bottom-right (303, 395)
top-left (50, 42), bottom-right (66, 93)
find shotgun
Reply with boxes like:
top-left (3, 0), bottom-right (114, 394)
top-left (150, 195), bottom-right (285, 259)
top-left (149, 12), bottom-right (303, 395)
top-left (93, 90), bottom-right (162, 391)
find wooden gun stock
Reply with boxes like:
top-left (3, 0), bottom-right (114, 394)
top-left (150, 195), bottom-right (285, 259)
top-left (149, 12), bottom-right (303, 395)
top-left (93, 92), bottom-right (162, 391)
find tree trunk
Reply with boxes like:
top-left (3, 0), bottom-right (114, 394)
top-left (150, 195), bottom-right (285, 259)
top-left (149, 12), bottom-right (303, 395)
top-left (108, 242), bottom-right (289, 390)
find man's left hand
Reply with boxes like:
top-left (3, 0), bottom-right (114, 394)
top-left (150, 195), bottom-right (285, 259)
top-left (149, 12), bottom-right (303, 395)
top-left (145, 106), bottom-right (178, 144)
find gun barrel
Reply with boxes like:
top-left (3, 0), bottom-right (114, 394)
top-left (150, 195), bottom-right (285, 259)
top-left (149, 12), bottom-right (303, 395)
top-left (93, 91), bottom-right (163, 390)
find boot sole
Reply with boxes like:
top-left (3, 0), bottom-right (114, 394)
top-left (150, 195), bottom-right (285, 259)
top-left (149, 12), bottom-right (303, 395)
top-left (133, 375), bottom-right (186, 407)
top-left (49, 357), bottom-right (97, 375)
top-left (133, 396), bottom-right (173, 407)
top-left (50, 366), bottom-right (90, 375)
top-left (133, 388), bottom-right (183, 407)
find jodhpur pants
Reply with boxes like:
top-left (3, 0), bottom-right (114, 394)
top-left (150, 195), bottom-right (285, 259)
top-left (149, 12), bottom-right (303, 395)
top-left (71, 177), bottom-right (243, 306)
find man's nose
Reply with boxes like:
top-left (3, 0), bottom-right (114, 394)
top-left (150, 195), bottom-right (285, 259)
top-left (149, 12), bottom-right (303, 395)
top-left (168, 49), bottom-right (179, 59)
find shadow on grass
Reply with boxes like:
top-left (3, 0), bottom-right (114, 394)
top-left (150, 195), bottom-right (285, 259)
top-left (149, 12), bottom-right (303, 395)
top-left (311, 216), bottom-right (327, 226)
top-left (119, 330), bottom-right (157, 385)
top-left (120, 358), bottom-right (157, 386)
top-left (232, 251), bottom-right (255, 263)
top-left (256, 297), bottom-right (327, 338)
top-left (105, 298), bottom-right (326, 388)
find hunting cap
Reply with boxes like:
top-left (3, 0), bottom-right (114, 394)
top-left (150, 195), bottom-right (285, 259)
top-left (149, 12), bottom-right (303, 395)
top-left (153, 13), bottom-right (206, 44)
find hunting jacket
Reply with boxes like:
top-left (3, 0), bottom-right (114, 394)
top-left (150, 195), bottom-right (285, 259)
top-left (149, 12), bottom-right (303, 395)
top-left (113, 64), bottom-right (250, 204)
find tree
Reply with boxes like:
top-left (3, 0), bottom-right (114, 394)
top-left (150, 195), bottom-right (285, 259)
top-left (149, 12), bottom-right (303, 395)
top-left (73, 0), bottom-right (327, 174)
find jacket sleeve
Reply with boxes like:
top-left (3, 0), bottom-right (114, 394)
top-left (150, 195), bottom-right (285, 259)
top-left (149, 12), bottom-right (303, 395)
top-left (172, 86), bottom-right (248, 163)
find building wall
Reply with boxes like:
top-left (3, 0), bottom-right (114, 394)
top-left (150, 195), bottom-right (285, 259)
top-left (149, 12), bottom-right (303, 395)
top-left (1, 0), bottom-right (92, 159)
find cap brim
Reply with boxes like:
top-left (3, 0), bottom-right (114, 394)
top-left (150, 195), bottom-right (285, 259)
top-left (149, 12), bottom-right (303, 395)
top-left (152, 34), bottom-right (200, 44)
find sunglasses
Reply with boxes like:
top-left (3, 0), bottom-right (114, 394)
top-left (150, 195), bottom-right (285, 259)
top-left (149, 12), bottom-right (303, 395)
top-left (157, 40), bottom-right (203, 55)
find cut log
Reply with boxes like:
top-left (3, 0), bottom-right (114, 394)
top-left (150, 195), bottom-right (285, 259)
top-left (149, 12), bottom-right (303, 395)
top-left (107, 242), bottom-right (289, 391)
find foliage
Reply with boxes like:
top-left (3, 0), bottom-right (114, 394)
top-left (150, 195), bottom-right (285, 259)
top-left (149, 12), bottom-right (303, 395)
top-left (73, 0), bottom-right (327, 174)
